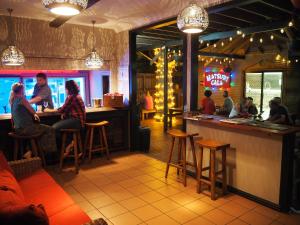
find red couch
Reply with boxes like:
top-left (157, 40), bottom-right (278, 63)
top-left (0, 154), bottom-right (91, 225)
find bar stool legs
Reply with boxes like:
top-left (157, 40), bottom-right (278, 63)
top-left (196, 140), bottom-right (229, 200)
top-left (165, 129), bottom-right (199, 187)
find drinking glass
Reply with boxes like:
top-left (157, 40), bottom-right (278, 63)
top-left (43, 101), bottom-right (48, 109)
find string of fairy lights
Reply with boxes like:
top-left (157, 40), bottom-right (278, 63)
top-left (198, 20), bottom-right (299, 65)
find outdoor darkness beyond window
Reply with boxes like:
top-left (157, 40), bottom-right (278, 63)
top-left (245, 72), bottom-right (282, 119)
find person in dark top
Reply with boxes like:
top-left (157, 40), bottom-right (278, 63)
top-left (10, 82), bottom-right (56, 155)
top-left (29, 73), bottom-right (54, 109)
top-left (245, 97), bottom-right (258, 115)
top-left (267, 100), bottom-right (290, 124)
top-left (200, 90), bottom-right (215, 115)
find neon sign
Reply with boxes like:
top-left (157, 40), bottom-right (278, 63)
top-left (204, 70), bottom-right (231, 88)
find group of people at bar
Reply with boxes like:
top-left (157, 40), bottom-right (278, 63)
top-left (200, 90), bottom-right (292, 125)
top-left (9, 73), bottom-right (86, 156)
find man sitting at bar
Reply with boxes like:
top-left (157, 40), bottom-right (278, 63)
top-left (200, 90), bottom-right (215, 115)
top-left (267, 99), bottom-right (290, 124)
top-left (222, 90), bottom-right (234, 116)
top-left (29, 73), bottom-right (54, 109)
top-left (245, 97), bottom-right (258, 115)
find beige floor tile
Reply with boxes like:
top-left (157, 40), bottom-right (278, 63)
top-left (109, 212), bottom-right (142, 225)
top-left (132, 205), bottom-right (162, 221)
top-left (107, 189), bottom-right (134, 201)
top-left (144, 180), bottom-right (167, 189)
top-left (138, 191), bottom-right (165, 203)
top-left (239, 210), bottom-right (273, 225)
top-left (126, 184), bottom-right (153, 196)
top-left (220, 201), bottom-right (250, 217)
top-left (99, 203), bottom-right (128, 219)
top-left (201, 195), bottom-right (231, 207)
top-left (119, 197), bottom-right (148, 210)
top-left (91, 177), bottom-right (114, 187)
top-left (203, 208), bottom-right (235, 225)
top-left (166, 207), bottom-right (198, 224)
top-left (254, 205), bottom-right (281, 220)
top-left (85, 209), bottom-right (105, 220)
top-left (134, 174), bottom-right (156, 183)
top-left (227, 219), bottom-right (249, 225)
top-left (69, 193), bottom-right (86, 203)
top-left (77, 200), bottom-right (96, 213)
top-left (146, 214), bottom-right (180, 225)
top-left (169, 192), bottom-right (198, 206)
top-left (183, 216), bottom-right (215, 225)
top-left (270, 221), bottom-right (284, 225)
top-left (118, 178), bottom-right (141, 188)
top-left (156, 185), bottom-right (181, 197)
top-left (184, 187), bottom-right (206, 199)
top-left (106, 173), bottom-right (130, 182)
top-left (89, 195), bottom-right (116, 208)
top-left (231, 196), bottom-right (258, 209)
top-left (151, 198), bottom-right (181, 213)
top-left (185, 199), bottom-right (215, 215)
top-left (148, 171), bottom-right (166, 179)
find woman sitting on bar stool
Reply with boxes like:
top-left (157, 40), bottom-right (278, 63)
top-left (52, 80), bottom-right (86, 156)
top-left (10, 82), bottom-right (57, 157)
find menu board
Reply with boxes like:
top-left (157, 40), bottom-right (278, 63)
top-left (204, 70), bottom-right (231, 88)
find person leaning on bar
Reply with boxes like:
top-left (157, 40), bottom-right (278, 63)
top-left (29, 73), bottom-right (54, 109)
top-left (200, 90), bottom-right (216, 115)
top-left (9, 82), bottom-right (57, 156)
top-left (267, 99), bottom-right (291, 125)
top-left (52, 80), bottom-right (86, 156)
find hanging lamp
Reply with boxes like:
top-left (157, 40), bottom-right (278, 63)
top-left (1, 8), bottom-right (25, 66)
top-left (177, 3), bottom-right (209, 34)
top-left (42, 0), bottom-right (88, 16)
top-left (85, 21), bottom-right (104, 69)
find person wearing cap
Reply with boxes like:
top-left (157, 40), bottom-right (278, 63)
top-left (10, 82), bottom-right (56, 155)
top-left (29, 73), bottom-right (54, 109)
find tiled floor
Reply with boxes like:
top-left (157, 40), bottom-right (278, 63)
top-left (47, 152), bottom-right (300, 225)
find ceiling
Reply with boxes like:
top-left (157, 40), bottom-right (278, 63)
top-left (0, 0), bottom-right (230, 32)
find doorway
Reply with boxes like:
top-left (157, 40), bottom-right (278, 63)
top-left (102, 75), bottom-right (109, 96)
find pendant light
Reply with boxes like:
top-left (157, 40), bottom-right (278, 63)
top-left (1, 8), bottom-right (25, 66)
top-left (85, 21), bottom-right (104, 69)
top-left (177, 3), bottom-right (209, 34)
top-left (42, 0), bottom-right (88, 16)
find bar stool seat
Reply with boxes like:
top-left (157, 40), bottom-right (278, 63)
top-left (84, 121), bottom-right (109, 161)
top-left (165, 129), bottom-right (199, 187)
top-left (196, 139), bottom-right (230, 200)
top-left (8, 131), bottom-right (46, 166)
top-left (59, 129), bottom-right (83, 174)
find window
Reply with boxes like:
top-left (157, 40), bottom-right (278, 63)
top-left (245, 72), bottom-right (283, 119)
top-left (0, 75), bottom-right (87, 113)
top-left (0, 77), bottom-right (20, 114)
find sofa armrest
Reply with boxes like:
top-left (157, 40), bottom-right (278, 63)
top-left (83, 218), bottom-right (108, 225)
top-left (8, 157), bottom-right (42, 180)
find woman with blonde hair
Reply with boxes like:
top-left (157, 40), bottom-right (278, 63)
top-left (10, 82), bottom-right (56, 155)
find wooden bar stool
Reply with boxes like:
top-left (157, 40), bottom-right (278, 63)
top-left (84, 121), bottom-right (109, 161)
top-left (59, 129), bottom-right (83, 174)
top-left (8, 132), bottom-right (46, 166)
top-left (196, 139), bottom-right (230, 200)
top-left (165, 129), bottom-right (199, 187)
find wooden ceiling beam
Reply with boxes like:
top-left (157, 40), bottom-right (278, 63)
top-left (199, 20), bottom-right (289, 41)
top-left (142, 31), bottom-right (179, 39)
top-left (207, 0), bottom-right (262, 14)
top-left (214, 12), bottom-right (255, 25)
top-left (236, 6), bottom-right (272, 20)
top-left (260, 0), bottom-right (293, 15)
top-left (198, 51), bottom-right (245, 59)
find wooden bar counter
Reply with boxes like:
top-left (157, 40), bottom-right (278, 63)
top-left (185, 115), bottom-right (300, 211)
top-left (0, 107), bottom-right (130, 161)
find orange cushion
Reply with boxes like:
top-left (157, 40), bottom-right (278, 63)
top-left (49, 205), bottom-right (90, 225)
top-left (0, 151), bottom-right (14, 175)
top-left (0, 169), bottom-right (24, 204)
top-left (144, 95), bottom-right (154, 110)
top-left (19, 170), bottom-right (74, 217)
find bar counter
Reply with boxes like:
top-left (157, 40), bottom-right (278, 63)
top-left (0, 107), bottom-right (130, 161)
top-left (185, 115), bottom-right (300, 211)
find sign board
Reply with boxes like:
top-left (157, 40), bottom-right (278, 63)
top-left (204, 71), bottom-right (231, 88)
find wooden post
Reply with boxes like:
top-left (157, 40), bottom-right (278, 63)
top-left (163, 46), bottom-right (168, 132)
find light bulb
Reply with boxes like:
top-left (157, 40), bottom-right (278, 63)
top-left (250, 37), bottom-right (254, 42)
top-left (221, 42), bottom-right (224, 46)
top-left (288, 21), bottom-right (293, 27)
top-left (229, 37), bottom-right (233, 41)
top-left (270, 35), bottom-right (274, 40)
top-left (259, 38), bottom-right (263, 43)
top-left (280, 28), bottom-right (284, 34)
top-left (242, 33), bottom-right (246, 38)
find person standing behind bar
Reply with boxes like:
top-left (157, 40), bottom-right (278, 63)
top-left (223, 90), bottom-right (234, 115)
top-left (29, 73), bottom-right (54, 109)
top-left (201, 90), bottom-right (215, 115)
top-left (10, 83), bottom-right (56, 154)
